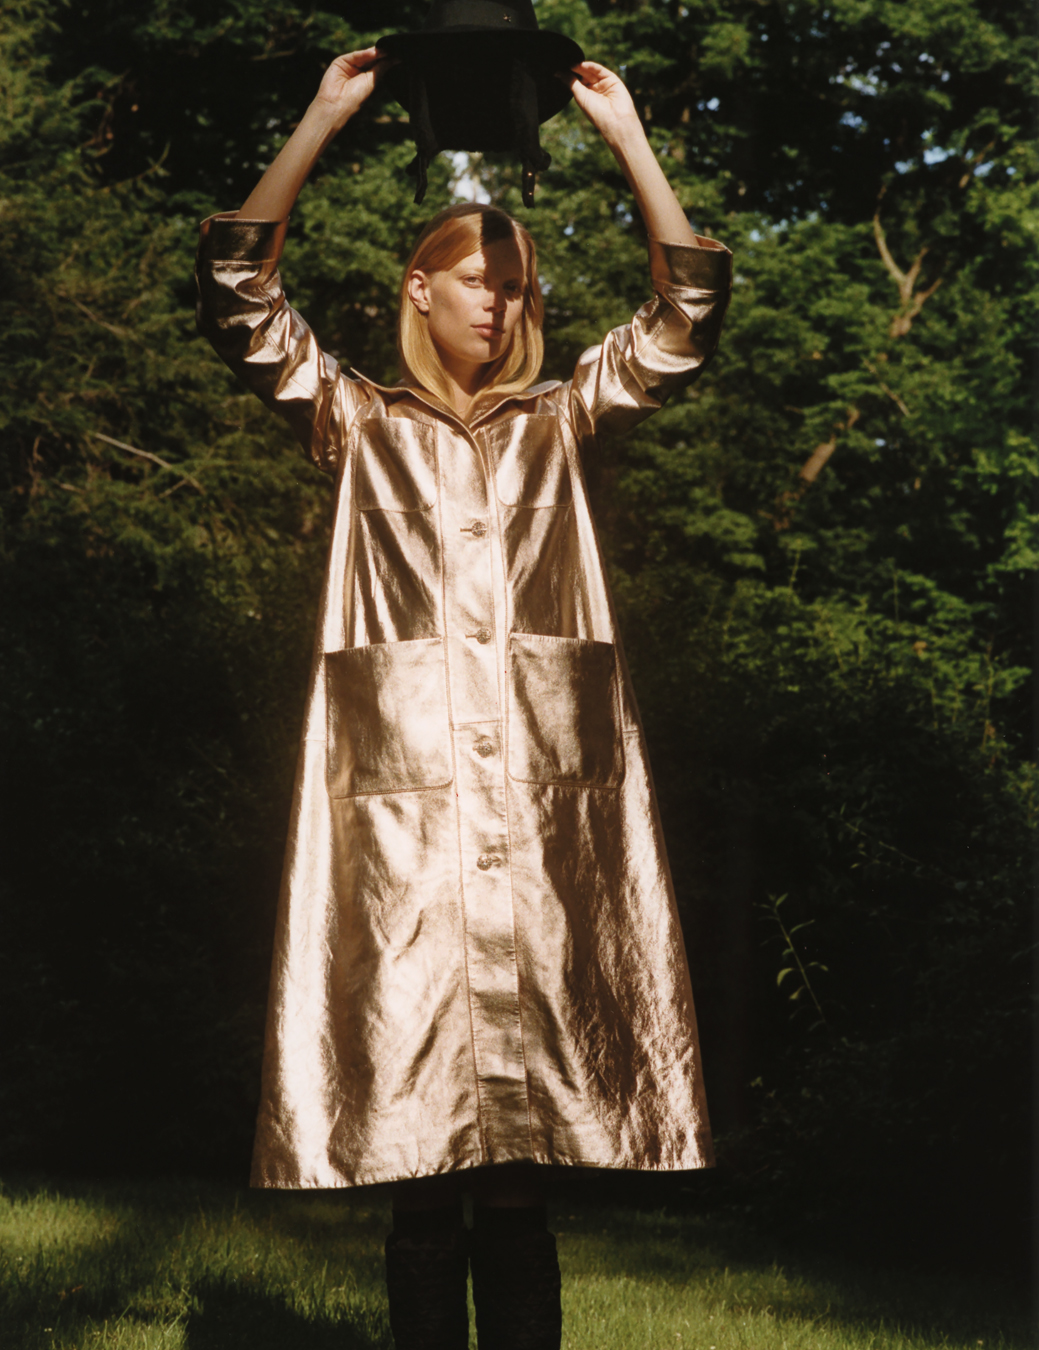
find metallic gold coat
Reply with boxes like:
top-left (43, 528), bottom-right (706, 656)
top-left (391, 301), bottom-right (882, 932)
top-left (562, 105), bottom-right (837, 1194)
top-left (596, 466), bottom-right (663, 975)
top-left (196, 214), bottom-right (732, 1188)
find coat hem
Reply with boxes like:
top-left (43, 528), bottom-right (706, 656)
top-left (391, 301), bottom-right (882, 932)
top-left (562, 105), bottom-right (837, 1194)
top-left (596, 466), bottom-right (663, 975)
top-left (249, 1150), bottom-right (715, 1191)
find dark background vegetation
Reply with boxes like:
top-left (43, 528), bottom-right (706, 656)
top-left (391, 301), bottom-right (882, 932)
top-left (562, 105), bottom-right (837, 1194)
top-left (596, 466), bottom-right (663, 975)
top-left (1, 0), bottom-right (1035, 1283)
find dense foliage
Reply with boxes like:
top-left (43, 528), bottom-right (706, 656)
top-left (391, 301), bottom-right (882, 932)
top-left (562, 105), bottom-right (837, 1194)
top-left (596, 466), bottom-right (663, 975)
top-left (1, 0), bottom-right (1034, 1271)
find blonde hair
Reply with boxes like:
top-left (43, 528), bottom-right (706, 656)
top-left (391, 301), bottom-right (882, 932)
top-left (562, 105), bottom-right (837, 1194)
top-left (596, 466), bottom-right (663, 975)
top-left (398, 204), bottom-right (544, 412)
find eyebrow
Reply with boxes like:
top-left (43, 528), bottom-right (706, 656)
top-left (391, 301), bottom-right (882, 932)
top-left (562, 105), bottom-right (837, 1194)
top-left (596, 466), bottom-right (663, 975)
top-left (460, 267), bottom-right (525, 282)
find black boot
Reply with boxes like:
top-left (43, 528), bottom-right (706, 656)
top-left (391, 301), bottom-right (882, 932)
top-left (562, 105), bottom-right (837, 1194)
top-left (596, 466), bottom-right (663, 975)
top-left (470, 1206), bottom-right (562, 1350)
top-left (384, 1204), bottom-right (470, 1350)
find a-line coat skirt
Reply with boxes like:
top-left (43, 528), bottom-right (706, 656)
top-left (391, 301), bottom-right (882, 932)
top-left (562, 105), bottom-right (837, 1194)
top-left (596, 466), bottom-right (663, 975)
top-left (195, 213), bottom-right (732, 1188)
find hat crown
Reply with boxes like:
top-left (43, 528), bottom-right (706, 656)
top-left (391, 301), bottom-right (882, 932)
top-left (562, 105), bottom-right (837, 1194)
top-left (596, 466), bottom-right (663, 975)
top-left (377, 0), bottom-right (584, 206)
top-left (421, 0), bottom-right (539, 32)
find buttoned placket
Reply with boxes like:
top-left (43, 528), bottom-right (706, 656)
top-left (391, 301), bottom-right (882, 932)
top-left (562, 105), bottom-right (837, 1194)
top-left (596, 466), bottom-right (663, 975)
top-left (431, 405), bottom-right (532, 1163)
top-left (346, 373), bottom-right (560, 1161)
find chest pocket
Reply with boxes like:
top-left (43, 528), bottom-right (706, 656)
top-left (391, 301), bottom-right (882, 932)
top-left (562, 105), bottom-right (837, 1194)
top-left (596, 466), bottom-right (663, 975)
top-left (488, 414), bottom-right (573, 507)
top-left (355, 416), bottom-right (437, 511)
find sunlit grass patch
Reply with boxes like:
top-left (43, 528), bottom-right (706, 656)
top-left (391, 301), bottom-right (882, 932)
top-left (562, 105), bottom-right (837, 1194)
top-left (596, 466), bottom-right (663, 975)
top-left (0, 1187), bottom-right (123, 1260)
top-left (0, 1179), bottom-right (391, 1350)
top-left (0, 1178), bottom-right (1028, 1350)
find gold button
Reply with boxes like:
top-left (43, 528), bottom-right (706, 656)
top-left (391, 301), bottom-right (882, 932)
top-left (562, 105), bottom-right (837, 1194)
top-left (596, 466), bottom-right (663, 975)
top-left (470, 520), bottom-right (487, 537)
top-left (475, 739), bottom-right (494, 758)
top-left (477, 853), bottom-right (497, 870)
top-left (475, 627), bottom-right (492, 644)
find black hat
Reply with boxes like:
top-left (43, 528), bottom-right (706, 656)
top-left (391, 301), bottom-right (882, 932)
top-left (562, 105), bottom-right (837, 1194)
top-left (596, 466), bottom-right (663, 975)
top-left (378, 1), bottom-right (584, 207)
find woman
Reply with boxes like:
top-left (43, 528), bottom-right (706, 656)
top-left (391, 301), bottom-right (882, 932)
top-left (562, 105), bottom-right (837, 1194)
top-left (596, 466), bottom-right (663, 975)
top-left (196, 46), bottom-right (731, 1350)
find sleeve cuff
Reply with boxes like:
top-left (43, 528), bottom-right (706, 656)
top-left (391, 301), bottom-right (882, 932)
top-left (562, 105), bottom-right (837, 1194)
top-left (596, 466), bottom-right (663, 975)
top-left (197, 212), bottom-right (289, 264)
top-left (648, 236), bottom-right (732, 290)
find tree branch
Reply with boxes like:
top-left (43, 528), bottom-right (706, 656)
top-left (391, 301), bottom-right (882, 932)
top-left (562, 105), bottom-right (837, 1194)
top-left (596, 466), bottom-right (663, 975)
top-left (872, 205), bottom-right (943, 338)
top-left (872, 211), bottom-right (907, 295)
top-left (90, 432), bottom-right (205, 494)
top-left (58, 293), bottom-right (130, 339)
top-left (958, 138), bottom-right (997, 190)
top-left (863, 360), bottom-right (911, 416)
top-left (768, 408), bottom-right (860, 529)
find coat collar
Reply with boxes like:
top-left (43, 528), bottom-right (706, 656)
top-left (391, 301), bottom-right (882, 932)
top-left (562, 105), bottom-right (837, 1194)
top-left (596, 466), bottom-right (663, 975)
top-left (348, 368), bottom-right (562, 433)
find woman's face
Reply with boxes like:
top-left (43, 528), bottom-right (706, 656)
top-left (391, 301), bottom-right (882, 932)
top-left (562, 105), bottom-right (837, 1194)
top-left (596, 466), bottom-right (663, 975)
top-left (408, 235), bottom-right (526, 378)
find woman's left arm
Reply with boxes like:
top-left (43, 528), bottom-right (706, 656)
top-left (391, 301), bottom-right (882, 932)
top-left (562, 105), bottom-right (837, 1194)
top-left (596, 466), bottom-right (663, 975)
top-left (563, 61), bottom-right (717, 249)
top-left (560, 61), bottom-right (732, 444)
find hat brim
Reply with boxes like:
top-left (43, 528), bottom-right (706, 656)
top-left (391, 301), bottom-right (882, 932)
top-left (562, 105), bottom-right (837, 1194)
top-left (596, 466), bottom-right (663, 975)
top-left (377, 26), bottom-right (583, 73)
top-left (378, 29), bottom-right (584, 136)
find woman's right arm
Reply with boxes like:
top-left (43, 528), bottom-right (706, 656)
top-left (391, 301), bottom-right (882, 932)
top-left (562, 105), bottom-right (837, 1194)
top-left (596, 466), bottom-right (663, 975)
top-left (195, 49), bottom-right (393, 472)
top-left (239, 48), bottom-right (393, 220)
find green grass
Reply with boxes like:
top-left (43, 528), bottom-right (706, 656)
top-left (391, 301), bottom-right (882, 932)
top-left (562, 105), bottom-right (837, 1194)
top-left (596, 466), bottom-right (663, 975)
top-left (0, 1177), bottom-right (1030, 1350)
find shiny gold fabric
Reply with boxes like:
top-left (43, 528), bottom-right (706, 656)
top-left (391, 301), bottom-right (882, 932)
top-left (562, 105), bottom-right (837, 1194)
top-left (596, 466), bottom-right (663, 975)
top-left (195, 212), bottom-right (732, 1189)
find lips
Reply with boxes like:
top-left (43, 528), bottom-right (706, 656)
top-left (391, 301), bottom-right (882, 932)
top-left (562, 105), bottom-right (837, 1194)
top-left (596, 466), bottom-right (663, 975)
top-left (474, 325), bottom-right (504, 338)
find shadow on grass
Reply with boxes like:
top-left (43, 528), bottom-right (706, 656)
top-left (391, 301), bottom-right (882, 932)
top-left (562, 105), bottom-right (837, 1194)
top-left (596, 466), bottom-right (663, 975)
top-left (552, 1205), bottom-right (1032, 1346)
top-left (184, 1277), bottom-right (382, 1350)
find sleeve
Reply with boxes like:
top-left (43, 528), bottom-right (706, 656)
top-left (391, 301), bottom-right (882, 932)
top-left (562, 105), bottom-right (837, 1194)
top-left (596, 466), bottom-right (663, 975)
top-left (194, 213), bottom-right (366, 474)
top-left (566, 235), bottom-right (732, 446)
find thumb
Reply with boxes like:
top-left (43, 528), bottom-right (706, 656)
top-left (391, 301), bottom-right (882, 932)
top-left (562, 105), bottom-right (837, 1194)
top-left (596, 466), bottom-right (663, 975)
top-left (557, 61), bottom-right (588, 80)
top-left (555, 69), bottom-right (582, 89)
top-left (371, 54), bottom-right (399, 81)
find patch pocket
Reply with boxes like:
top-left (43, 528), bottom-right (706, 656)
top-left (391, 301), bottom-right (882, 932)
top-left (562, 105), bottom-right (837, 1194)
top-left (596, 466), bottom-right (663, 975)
top-left (355, 416), bottom-right (437, 512)
top-left (507, 633), bottom-right (623, 788)
top-left (489, 414), bottom-right (573, 507)
top-left (325, 638), bottom-right (452, 798)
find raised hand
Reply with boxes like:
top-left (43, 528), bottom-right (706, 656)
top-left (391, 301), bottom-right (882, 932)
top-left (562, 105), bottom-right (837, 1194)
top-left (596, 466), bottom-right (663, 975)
top-left (560, 60), bottom-right (641, 144)
top-left (238, 48), bottom-right (395, 220)
top-left (559, 60), bottom-right (700, 247)
top-left (314, 47), bottom-right (397, 131)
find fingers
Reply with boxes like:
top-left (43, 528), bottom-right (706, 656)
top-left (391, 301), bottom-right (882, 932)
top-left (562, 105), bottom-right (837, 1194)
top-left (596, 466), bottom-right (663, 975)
top-left (369, 53), bottom-right (399, 84)
top-left (345, 45), bottom-right (382, 67)
top-left (317, 46), bottom-right (398, 118)
top-left (572, 59), bottom-right (613, 80)
top-left (338, 46), bottom-right (397, 75)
